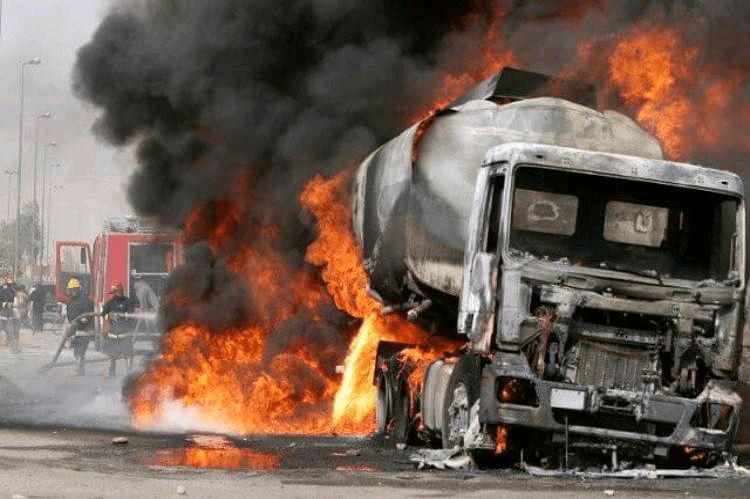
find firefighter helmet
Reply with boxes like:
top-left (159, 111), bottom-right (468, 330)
top-left (109, 282), bottom-right (124, 293)
top-left (67, 278), bottom-right (81, 290)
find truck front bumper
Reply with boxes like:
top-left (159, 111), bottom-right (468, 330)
top-left (478, 362), bottom-right (743, 453)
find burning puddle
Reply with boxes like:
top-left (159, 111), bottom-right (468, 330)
top-left (142, 435), bottom-right (280, 470)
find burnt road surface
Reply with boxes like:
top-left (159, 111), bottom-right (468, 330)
top-left (1, 326), bottom-right (749, 498)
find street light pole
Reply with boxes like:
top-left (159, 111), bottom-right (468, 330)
top-left (4, 170), bottom-right (18, 224)
top-left (14, 56), bottom-right (41, 279)
top-left (40, 149), bottom-right (57, 270)
top-left (32, 112), bottom-right (51, 279)
top-left (48, 184), bottom-right (63, 274)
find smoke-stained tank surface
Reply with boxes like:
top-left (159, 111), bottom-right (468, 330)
top-left (352, 69), bottom-right (664, 304)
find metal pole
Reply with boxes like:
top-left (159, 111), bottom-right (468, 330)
top-left (43, 162), bottom-right (59, 277)
top-left (6, 172), bottom-right (10, 223)
top-left (4, 170), bottom-right (15, 224)
top-left (14, 57), bottom-right (41, 279)
top-left (32, 113), bottom-right (51, 279)
top-left (40, 145), bottom-right (55, 275)
top-left (48, 184), bottom-right (62, 272)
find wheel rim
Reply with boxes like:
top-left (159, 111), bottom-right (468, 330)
top-left (446, 382), bottom-right (469, 447)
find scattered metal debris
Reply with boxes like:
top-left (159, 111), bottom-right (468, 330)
top-left (522, 460), bottom-right (750, 479)
top-left (408, 446), bottom-right (473, 470)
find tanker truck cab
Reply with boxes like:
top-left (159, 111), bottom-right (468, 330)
top-left (456, 141), bottom-right (745, 464)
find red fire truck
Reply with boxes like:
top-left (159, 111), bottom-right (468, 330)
top-left (54, 216), bottom-right (183, 343)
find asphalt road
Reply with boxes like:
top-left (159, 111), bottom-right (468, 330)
top-left (1, 326), bottom-right (750, 498)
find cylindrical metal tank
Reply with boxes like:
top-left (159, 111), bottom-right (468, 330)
top-left (352, 96), bottom-right (663, 305)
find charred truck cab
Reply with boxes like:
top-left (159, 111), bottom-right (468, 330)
top-left (355, 68), bottom-right (748, 466)
top-left (462, 144), bottom-right (744, 463)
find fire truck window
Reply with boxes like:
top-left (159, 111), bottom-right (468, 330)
top-left (130, 244), bottom-right (171, 273)
top-left (58, 245), bottom-right (90, 296)
top-left (60, 246), bottom-right (89, 274)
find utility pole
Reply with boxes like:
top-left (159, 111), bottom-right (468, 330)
top-left (40, 152), bottom-right (57, 270)
top-left (4, 169), bottom-right (17, 224)
top-left (32, 112), bottom-right (51, 279)
top-left (14, 56), bottom-right (41, 278)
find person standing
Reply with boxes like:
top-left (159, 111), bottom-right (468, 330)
top-left (28, 283), bottom-right (46, 334)
top-left (102, 282), bottom-right (138, 378)
top-left (0, 276), bottom-right (17, 351)
top-left (66, 278), bottom-right (94, 376)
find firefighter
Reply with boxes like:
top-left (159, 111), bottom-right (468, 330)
top-left (0, 275), bottom-right (17, 351)
top-left (66, 278), bottom-right (94, 376)
top-left (102, 282), bottom-right (138, 378)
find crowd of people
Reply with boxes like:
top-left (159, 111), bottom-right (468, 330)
top-left (1, 274), bottom-right (159, 378)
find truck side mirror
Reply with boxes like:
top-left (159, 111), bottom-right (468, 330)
top-left (80, 248), bottom-right (87, 265)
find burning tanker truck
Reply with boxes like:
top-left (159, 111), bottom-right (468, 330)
top-left (352, 68), bottom-right (748, 466)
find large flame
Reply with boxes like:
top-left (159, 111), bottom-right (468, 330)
top-left (130, 169), bottom-right (441, 435)
top-left (301, 172), bottom-right (443, 433)
top-left (599, 25), bottom-right (750, 160)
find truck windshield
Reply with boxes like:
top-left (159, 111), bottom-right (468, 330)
top-left (508, 165), bottom-right (740, 282)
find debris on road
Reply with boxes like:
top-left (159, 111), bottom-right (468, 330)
top-left (112, 436), bottom-right (129, 445)
top-left (408, 446), bottom-right (473, 470)
top-left (331, 449), bottom-right (361, 457)
top-left (522, 460), bottom-right (750, 479)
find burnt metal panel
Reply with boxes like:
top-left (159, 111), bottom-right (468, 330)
top-left (355, 96), bottom-right (685, 303)
top-left (404, 98), bottom-right (664, 297)
top-left (450, 67), bottom-right (597, 109)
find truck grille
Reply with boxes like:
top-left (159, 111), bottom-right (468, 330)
top-left (572, 340), bottom-right (650, 391)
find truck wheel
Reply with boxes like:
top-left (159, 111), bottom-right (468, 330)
top-left (441, 356), bottom-right (480, 449)
top-left (391, 382), bottom-right (411, 443)
top-left (375, 372), bottom-right (391, 434)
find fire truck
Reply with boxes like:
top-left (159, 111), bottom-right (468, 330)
top-left (54, 216), bottom-right (183, 346)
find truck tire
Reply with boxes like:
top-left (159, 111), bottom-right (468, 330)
top-left (441, 355), bottom-right (481, 449)
top-left (375, 372), bottom-right (391, 434)
top-left (391, 381), bottom-right (411, 442)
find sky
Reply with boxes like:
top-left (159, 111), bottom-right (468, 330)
top-left (0, 0), bottom-right (133, 265)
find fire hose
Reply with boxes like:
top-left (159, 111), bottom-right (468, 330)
top-left (39, 312), bottom-right (98, 373)
top-left (38, 311), bottom-right (159, 373)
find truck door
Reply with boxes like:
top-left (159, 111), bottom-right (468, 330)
top-left (54, 241), bottom-right (92, 302)
top-left (459, 170), bottom-right (505, 353)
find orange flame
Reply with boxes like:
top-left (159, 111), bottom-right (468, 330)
top-left (301, 171), bottom-right (444, 433)
top-left (130, 167), bottom-right (444, 436)
top-left (495, 425), bottom-right (508, 455)
top-left (601, 25), bottom-right (750, 160)
top-left (606, 26), bottom-right (697, 158)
